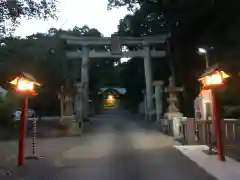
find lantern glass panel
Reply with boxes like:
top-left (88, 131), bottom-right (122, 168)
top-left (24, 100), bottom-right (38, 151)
top-left (17, 79), bottom-right (34, 91)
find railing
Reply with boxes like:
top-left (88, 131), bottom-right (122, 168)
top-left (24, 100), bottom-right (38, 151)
top-left (179, 120), bottom-right (187, 141)
top-left (195, 120), bottom-right (214, 144)
top-left (158, 118), bottom-right (173, 135)
top-left (180, 119), bottom-right (240, 145)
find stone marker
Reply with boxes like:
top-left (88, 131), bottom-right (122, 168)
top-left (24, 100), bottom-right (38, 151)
top-left (58, 80), bottom-right (80, 135)
top-left (164, 76), bottom-right (184, 137)
top-left (153, 80), bottom-right (163, 123)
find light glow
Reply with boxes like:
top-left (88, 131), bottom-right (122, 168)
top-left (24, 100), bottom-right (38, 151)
top-left (17, 79), bottom-right (34, 91)
top-left (221, 71), bottom-right (230, 79)
top-left (200, 71), bottom-right (230, 87)
top-left (108, 95), bottom-right (114, 101)
top-left (107, 94), bottom-right (115, 104)
top-left (198, 48), bottom-right (207, 54)
top-left (9, 74), bottom-right (40, 96)
top-left (205, 73), bottom-right (222, 85)
top-left (9, 77), bottom-right (18, 86)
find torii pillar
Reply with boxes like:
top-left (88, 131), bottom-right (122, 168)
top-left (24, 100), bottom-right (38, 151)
top-left (143, 44), bottom-right (154, 121)
top-left (81, 46), bottom-right (90, 119)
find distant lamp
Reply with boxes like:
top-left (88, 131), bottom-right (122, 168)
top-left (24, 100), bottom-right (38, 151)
top-left (198, 48), bottom-right (207, 54)
top-left (198, 47), bottom-right (210, 68)
top-left (108, 95), bottom-right (114, 101)
top-left (106, 95), bottom-right (115, 107)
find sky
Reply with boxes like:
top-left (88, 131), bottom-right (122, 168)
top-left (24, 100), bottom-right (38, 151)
top-left (14, 0), bottom-right (131, 37)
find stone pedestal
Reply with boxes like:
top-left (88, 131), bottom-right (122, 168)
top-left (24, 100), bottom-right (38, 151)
top-left (164, 76), bottom-right (184, 137)
top-left (153, 80), bottom-right (163, 123)
top-left (164, 112), bottom-right (183, 121)
top-left (172, 116), bottom-right (181, 137)
top-left (164, 112), bottom-right (183, 137)
top-left (59, 82), bottom-right (81, 136)
top-left (164, 108), bottom-right (183, 138)
top-left (60, 115), bottom-right (81, 135)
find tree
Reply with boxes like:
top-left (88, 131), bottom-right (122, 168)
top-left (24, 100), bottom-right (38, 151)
top-left (0, 31), bottom-right (65, 115)
top-left (0, 25), bottom-right (121, 115)
top-left (0, 92), bottom-right (19, 125)
top-left (108, 0), bottom-right (240, 116)
top-left (0, 0), bottom-right (57, 35)
top-left (108, 0), bottom-right (140, 11)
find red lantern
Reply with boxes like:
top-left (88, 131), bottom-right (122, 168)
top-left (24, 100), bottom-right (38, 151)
top-left (9, 72), bottom-right (40, 166)
top-left (198, 64), bottom-right (230, 161)
top-left (199, 64), bottom-right (230, 89)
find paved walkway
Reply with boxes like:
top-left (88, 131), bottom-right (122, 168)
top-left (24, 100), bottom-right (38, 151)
top-left (0, 109), bottom-right (217, 180)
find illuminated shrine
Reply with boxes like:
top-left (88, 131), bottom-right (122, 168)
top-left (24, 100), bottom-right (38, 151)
top-left (99, 87), bottom-right (126, 109)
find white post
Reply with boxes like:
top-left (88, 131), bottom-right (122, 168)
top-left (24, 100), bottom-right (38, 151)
top-left (81, 46), bottom-right (89, 119)
top-left (143, 44), bottom-right (153, 121)
top-left (153, 81), bottom-right (163, 123)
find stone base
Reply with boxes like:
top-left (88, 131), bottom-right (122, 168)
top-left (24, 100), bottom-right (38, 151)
top-left (159, 118), bottom-right (171, 134)
top-left (60, 115), bottom-right (82, 135)
top-left (164, 112), bottom-right (183, 120)
top-left (164, 112), bottom-right (183, 138)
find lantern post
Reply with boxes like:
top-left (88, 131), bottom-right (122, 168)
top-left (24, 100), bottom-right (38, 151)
top-left (9, 72), bottom-right (40, 166)
top-left (199, 65), bottom-right (230, 161)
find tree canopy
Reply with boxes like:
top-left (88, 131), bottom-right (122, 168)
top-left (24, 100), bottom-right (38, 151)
top-left (109, 0), bottom-right (240, 116)
top-left (1, 0), bottom-right (240, 117)
top-left (0, 25), bottom-right (120, 116)
top-left (0, 0), bottom-right (57, 35)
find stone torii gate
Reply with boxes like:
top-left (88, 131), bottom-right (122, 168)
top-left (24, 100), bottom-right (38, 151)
top-left (61, 34), bottom-right (169, 120)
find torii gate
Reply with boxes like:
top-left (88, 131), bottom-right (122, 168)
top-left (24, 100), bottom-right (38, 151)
top-left (61, 34), bottom-right (169, 120)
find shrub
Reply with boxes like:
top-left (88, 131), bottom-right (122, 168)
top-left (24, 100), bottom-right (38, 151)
top-left (223, 106), bottom-right (240, 119)
top-left (0, 93), bottom-right (19, 126)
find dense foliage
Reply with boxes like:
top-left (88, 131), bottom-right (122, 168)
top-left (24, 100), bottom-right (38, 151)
top-left (0, 25), bottom-right (120, 116)
top-left (1, 0), bottom-right (240, 119)
top-left (109, 0), bottom-right (240, 116)
top-left (0, 92), bottom-right (19, 125)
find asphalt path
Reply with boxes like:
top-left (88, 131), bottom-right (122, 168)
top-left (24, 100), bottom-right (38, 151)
top-left (0, 109), bottom-right (217, 180)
